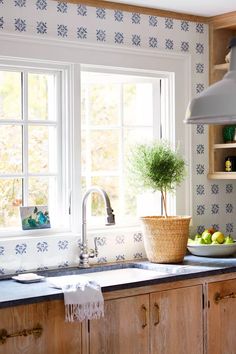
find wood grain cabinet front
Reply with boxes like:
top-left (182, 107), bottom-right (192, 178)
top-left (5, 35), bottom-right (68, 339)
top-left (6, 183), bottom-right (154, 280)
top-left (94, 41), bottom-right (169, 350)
top-left (0, 300), bottom-right (82, 354)
top-left (89, 294), bottom-right (150, 354)
top-left (207, 279), bottom-right (236, 354)
top-left (4, 276), bottom-right (236, 354)
top-left (150, 285), bottom-right (203, 354)
top-left (89, 285), bottom-right (203, 354)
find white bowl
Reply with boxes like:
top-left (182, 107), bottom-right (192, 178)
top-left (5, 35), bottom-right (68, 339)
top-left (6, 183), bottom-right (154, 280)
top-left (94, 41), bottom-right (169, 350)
top-left (187, 242), bottom-right (236, 257)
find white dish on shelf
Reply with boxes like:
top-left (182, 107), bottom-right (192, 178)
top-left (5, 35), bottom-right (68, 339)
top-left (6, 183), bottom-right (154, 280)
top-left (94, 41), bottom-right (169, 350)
top-left (187, 242), bottom-right (236, 257)
top-left (12, 273), bottom-right (45, 283)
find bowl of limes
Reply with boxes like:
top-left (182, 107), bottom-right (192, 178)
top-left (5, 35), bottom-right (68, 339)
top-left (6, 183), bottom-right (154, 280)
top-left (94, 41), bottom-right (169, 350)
top-left (187, 228), bottom-right (236, 257)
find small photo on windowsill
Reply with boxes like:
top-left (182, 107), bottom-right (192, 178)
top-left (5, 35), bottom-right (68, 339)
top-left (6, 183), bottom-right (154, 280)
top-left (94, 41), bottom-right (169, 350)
top-left (20, 206), bottom-right (51, 231)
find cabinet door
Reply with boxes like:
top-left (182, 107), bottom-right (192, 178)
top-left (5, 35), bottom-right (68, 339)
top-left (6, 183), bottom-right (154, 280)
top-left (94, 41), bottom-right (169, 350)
top-left (0, 300), bottom-right (82, 354)
top-left (208, 279), bottom-right (236, 354)
top-left (89, 294), bottom-right (149, 354)
top-left (150, 285), bottom-right (203, 354)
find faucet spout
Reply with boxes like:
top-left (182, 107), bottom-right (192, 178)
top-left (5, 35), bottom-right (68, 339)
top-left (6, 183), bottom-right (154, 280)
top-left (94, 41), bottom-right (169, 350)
top-left (79, 186), bottom-right (115, 268)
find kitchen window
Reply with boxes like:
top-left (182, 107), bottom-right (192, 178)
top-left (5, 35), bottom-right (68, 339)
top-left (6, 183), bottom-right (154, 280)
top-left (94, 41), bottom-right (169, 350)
top-left (0, 64), bottom-right (69, 232)
top-left (0, 54), bottom-right (190, 235)
top-left (81, 68), bottom-right (175, 226)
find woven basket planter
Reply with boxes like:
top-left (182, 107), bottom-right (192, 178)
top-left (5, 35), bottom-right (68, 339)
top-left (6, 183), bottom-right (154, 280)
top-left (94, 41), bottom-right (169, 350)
top-left (140, 216), bottom-right (191, 263)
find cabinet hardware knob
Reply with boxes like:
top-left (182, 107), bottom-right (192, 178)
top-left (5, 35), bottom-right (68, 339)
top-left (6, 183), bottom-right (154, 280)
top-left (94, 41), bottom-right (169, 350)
top-left (0, 324), bottom-right (43, 345)
top-left (154, 303), bottom-right (160, 326)
top-left (141, 304), bottom-right (147, 328)
top-left (215, 292), bottom-right (236, 304)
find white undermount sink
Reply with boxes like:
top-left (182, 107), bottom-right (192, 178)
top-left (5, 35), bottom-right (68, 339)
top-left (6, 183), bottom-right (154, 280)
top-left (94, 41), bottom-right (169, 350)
top-left (85, 267), bottom-right (167, 287)
top-left (45, 261), bottom-right (217, 289)
top-left (47, 267), bottom-right (167, 289)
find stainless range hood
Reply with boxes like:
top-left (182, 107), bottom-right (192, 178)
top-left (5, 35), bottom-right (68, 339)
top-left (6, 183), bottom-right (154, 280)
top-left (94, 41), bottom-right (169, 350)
top-left (185, 37), bottom-right (236, 125)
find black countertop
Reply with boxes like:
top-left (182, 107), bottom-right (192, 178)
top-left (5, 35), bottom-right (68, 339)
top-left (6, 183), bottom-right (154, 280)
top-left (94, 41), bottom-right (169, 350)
top-left (1, 255), bottom-right (236, 309)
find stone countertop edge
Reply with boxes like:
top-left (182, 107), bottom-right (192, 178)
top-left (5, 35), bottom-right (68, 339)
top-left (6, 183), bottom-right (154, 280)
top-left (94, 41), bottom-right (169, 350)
top-left (1, 257), bottom-right (236, 309)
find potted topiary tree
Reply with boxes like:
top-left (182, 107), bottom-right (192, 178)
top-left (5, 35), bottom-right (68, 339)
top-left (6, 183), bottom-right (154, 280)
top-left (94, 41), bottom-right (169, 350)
top-left (129, 140), bottom-right (191, 263)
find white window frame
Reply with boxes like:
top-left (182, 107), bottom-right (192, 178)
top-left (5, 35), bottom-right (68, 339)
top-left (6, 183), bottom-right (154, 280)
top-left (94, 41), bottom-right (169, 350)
top-left (0, 58), bottom-right (72, 237)
top-left (80, 67), bottom-right (174, 226)
top-left (0, 34), bottom-right (192, 238)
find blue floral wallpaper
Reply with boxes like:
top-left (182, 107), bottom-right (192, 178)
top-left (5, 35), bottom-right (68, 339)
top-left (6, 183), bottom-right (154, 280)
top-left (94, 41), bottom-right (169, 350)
top-left (0, 230), bottom-right (145, 275)
top-left (0, 0), bottom-right (207, 52)
top-left (0, 1), bottom-right (234, 275)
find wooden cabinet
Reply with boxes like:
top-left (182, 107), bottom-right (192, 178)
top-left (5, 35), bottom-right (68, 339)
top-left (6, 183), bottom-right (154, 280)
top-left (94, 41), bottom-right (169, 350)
top-left (0, 300), bottom-right (82, 354)
top-left (207, 278), bottom-right (236, 354)
top-left (89, 285), bottom-right (203, 354)
top-left (150, 285), bottom-right (203, 354)
top-left (208, 13), bottom-right (236, 179)
top-left (5, 276), bottom-right (236, 354)
top-left (89, 294), bottom-right (150, 354)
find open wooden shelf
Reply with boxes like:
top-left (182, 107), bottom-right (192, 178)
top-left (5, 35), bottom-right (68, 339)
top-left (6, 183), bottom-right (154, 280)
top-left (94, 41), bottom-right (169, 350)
top-left (214, 143), bottom-right (236, 149)
top-left (208, 13), bottom-right (236, 179)
top-left (213, 63), bottom-right (229, 71)
top-left (208, 172), bottom-right (236, 180)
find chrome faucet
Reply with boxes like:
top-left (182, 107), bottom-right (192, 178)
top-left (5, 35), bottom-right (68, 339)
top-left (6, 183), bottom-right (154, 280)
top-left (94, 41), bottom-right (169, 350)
top-left (79, 186), bottom-right (115, 268)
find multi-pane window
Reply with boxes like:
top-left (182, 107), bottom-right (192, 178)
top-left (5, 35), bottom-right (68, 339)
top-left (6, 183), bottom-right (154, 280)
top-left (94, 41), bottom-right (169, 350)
top-left (81, 70), bottom-right (165, 225)
top-left (0, 67), bottom-right (61, 229)
top-left (0, 63), bottom-right (174, 232)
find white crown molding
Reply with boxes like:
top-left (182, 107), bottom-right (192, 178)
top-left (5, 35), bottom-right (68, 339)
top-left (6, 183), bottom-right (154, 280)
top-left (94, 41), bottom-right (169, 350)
top-left (0, 31), bottom-right (190, 62)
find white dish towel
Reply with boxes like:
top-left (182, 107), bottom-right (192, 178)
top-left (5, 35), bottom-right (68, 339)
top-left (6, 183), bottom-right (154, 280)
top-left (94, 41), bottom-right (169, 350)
top-left (47, 275), bottom-right (104, 322)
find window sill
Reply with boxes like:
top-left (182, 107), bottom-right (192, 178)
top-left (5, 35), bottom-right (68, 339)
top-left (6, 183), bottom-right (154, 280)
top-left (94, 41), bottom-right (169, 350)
top-left (0, 228), bottom-right (75, 241)
top-left (0, 224), bottom-right (142, 241)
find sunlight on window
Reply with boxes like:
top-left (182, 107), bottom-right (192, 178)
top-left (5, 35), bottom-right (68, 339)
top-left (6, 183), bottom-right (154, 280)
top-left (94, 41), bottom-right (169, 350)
top-left (0, 71), bottom-right (21, 120)
top-left (0, 125), bottom-right (22, 174)
top-left (28, 73), bottom-right (55, 121)
top-left (81, 71), bottom-right (159, 224)
top-left (0, 178), bottom-right (22, 227)
top-left (0, 69), bottom-right (59, 229)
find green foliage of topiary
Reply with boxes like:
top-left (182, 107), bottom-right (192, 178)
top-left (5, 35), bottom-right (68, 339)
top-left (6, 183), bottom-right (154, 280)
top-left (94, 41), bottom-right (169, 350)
top-left (129, 141), bottom-right (186, 217)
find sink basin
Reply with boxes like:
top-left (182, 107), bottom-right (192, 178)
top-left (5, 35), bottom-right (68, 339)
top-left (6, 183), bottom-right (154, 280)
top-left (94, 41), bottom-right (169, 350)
top-left (88, 268), bottom-right (167, 286)
top-left (41, 260), bottom-right (215, 287)
top-left (47, 267), bottom-right (168, 288)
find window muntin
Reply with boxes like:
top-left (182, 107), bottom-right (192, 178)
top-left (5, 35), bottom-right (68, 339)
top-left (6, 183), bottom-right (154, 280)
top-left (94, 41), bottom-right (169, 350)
top-left (0, 68), bottom-right (62, 230)
top-left (81, 70), bottom-right (168, 225)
